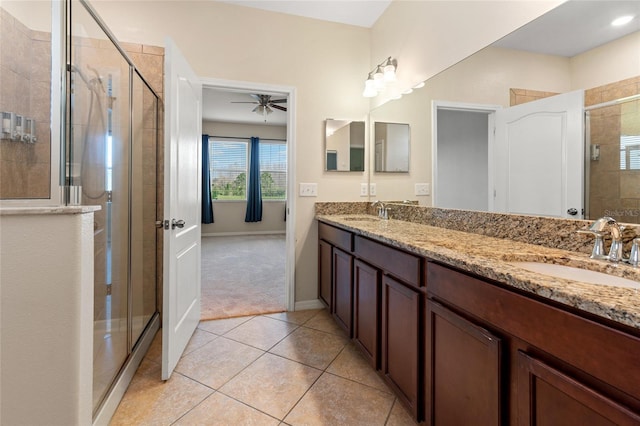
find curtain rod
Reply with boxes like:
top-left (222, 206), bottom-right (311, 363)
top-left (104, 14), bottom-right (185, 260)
top-left (209, 135), bottom-right (287, 142)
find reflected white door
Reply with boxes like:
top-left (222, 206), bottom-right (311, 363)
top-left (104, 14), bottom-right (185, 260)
top-left (492, 90), bottom-right (584, 218)
top-left (162, 38), bottom-right (202, 380)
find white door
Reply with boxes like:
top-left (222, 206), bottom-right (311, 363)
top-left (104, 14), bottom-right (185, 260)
top-left (492, 90), bottom-right (584, 218)
top-left (162, 38), bottom-right (202, 380)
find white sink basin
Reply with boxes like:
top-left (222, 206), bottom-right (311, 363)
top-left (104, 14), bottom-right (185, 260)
top-left (510, 262), bottom-right (640, 289)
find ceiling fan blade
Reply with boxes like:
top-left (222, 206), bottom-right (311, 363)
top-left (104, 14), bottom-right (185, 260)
top-left (270, 104), bottom-right (287, 112)
top-left (269, 99), bottom-right (287, 104)
top-left (231, 101), bottom-right (259, 104)
top-left (250, 94), bottom-right (262, 102)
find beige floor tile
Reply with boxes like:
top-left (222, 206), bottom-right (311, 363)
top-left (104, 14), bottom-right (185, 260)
top-left (183, 328), bottom-right (218, 356)
top-left (303, 309), bottom-right (348, 337)
top-left (174, 392), bottom-right (280, 425)
top-left (283, 372), bottom-right (395, 426)
top-left (220, 353), bottom-right (322, 419)
top-left (175, 336), bottom-right (264, 389)
top-left (143, 331), bottom-right (162, 364)
top-left (223, 315), bottom-right (298, 350)
top-left (326, 342), bottom-right (390, 392)
top-left (386, 399), bottom-right (420, 426)
top-left (109, 361), bottom-right (213, 426)
top-left (198, 315), bottom-right (254, 335)
top-left (265, 309), bottom-right (323, 325)
top-left (269, 326), bottom-right (348, 369)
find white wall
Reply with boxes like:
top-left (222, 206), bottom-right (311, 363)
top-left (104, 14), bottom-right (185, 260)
top-left (90, 0), bottom-right (566, 304)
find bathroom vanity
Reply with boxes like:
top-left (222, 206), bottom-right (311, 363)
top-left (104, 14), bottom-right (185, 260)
top-left (316, 205), bottom-right (640, 424)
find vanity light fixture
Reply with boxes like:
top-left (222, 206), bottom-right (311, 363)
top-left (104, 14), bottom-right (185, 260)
top-left (611, 15), bottom-right (634, 26)
top-left (362, 56), bottom-right (398, 97)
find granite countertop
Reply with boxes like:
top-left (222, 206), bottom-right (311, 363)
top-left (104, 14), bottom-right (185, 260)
top-left (317, 213), bottom-right (640, 331)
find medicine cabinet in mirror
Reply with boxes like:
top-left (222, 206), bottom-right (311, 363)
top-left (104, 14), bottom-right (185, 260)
top-left (324, 119), bottom-right (365, 172)
top-left (374, 122), bottom-right (410, 173)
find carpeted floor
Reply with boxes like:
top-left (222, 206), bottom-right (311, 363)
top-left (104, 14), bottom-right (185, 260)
top-left (200, 235), bottom-right (286, 320)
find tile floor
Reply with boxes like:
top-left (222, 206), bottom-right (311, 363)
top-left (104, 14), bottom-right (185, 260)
top-left (110, 309), bottom-right (419, 425)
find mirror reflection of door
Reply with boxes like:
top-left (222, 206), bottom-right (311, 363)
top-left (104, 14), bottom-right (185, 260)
top-left (374, 122), bottom-right (410, 172)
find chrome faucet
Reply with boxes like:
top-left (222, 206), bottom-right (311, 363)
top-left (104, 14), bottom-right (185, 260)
top-left (579, 216), bottom-right (624, 262)
top-left (371, 200), bottom-right (389, 219)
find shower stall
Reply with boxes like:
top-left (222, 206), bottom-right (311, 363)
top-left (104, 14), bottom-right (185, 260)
top-left (585, 94), bottom-right (640, 224)
top-left (64, 0), bottom-right (161, 419)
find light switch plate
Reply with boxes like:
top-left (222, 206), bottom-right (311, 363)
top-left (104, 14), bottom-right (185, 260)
top-left (369, 183), bottom-right (377, 196)
top-left (299, 183), bottom-right (318, 197)
top-left (415, 183), bottom-right (430, 196)
top-left (360, 183), bottom-right (368, 196)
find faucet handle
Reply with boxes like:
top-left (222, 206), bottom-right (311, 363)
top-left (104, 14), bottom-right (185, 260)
top-left (628, 238), bottom-right (640, 267)
top-left (577, 229), bottom-right (607, 259)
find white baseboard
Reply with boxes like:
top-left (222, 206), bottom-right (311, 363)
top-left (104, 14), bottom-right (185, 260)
top-left (294, 299), bottom-right (325, 311)
top-left (202, 231), bottom-right (286, 237)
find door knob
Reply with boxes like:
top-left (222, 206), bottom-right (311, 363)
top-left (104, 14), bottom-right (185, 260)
top-left (171, 219), bottom-right (185, 229)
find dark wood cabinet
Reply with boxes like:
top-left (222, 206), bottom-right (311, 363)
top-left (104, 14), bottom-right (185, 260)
top-left (318, 239), bottom-right (332, 308)
top-left (381, 274), bottom-right (422, 420)
top-left (353, 259), bottom-right (381, 368)
top-left (427, 261), bottom-right (640, 425)
top-left (332, 247), bottom-right (353, 336)
top-left (516, 351), bottom-right (640, 426)
top-left (426, 300), bottom-right (502, 426)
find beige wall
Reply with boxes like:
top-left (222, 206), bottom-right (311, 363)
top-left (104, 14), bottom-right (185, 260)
top-left (202, 120), bottom-right (287, 235)
top-left (369, 0), bottom-right (563, 106)
top-left (90, 1), bottom-right (563, 303)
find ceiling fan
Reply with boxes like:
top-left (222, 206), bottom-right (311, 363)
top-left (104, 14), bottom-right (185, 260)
top-left (231, 94), bottom-right (287, 120)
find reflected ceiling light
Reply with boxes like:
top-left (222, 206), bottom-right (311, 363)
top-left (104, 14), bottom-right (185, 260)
top-left (363, 56), bottom-right (398, 97)
top-left (611, 15), bottom-right (634, 26)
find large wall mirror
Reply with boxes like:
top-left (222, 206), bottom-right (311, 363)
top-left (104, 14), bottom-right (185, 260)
top-left (325, 119), bottom-right (365, 172)
top-left (374, 122), bottom-right (410, 172)
top-left (368, 0), bottom-right (640, 222)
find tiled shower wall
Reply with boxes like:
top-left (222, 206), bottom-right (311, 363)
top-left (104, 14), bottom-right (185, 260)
top-left (0, 7), bottom-right (51, 199)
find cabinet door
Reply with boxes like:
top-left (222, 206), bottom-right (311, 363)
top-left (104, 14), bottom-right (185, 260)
top-left (426, 300), bottom-right (502, 426)
top-left (353, 259), bottom-right (381, 368)
top-left (332, 247), bottom-right (353, 336)
top-left (318, 240), bottom-right (332, 308)
top-left (516, 351), bottom-right (640, 426)
top-left (382, 275), bottom-right (421, 420)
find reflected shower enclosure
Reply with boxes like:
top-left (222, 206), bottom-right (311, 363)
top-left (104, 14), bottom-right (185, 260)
top-left (586, 96), bottom-right (640, 224)
top-left (67, 0), bottom-right (159, 414)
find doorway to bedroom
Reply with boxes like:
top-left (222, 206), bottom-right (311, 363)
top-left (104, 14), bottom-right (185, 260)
top-left (200, 84), bottom-right (291, 320)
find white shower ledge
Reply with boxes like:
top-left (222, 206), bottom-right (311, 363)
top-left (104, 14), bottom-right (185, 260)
top-left (0, 205), bottom-right (100, 215)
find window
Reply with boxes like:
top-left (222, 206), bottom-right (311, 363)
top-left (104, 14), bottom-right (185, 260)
top-left (210, 140), bottom-right (248, 200)
top-left (209, 138), bottom-right (287, 200)
top-left (620, 135), bottom-right (640, 170)
top-left (260, 141), bottom-right (287, 199)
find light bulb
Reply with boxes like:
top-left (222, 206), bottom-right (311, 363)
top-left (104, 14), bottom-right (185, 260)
top-left (363, 78), bottom-right (378, 97)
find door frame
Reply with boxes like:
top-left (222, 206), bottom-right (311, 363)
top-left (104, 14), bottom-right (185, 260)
top-left (200, 77), bottom-right (296, 312)
top-left (431, 101), bottom-right (501, 209)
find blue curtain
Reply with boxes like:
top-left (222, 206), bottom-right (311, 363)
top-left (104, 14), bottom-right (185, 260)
top-left (245, 136), bottom-right (262, 222)
top-left (201, 134), bottom-right (214, 224)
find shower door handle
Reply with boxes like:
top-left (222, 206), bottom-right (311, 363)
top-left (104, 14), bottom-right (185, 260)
top-left (171, 219), bottom-right (185, 229)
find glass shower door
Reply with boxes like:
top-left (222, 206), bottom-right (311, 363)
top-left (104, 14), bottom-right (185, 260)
top-left (68, 1), bottom-right (131, 411)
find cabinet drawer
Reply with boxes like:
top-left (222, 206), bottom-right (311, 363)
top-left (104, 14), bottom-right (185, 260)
top-left (319, 222), bottom-right (353, 252)
top-left (354, 235), bottom-right (421, 287)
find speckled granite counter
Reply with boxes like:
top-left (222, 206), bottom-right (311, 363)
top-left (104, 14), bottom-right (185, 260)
top-left (316, 212), bottom-right (640, 331)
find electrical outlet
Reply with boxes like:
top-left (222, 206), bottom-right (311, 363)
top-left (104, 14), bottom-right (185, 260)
top-left (415, 183), bottom-right (430, 196)
top-left (360, 183), bottom-right (368, 196)
top-left (369, 183), bottom-right (377, 196)
top-left (299, 183), bottom-right (318, 197)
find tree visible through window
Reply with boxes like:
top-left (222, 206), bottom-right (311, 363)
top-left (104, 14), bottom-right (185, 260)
top-left (209, 138), bottom-right (287, 200)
